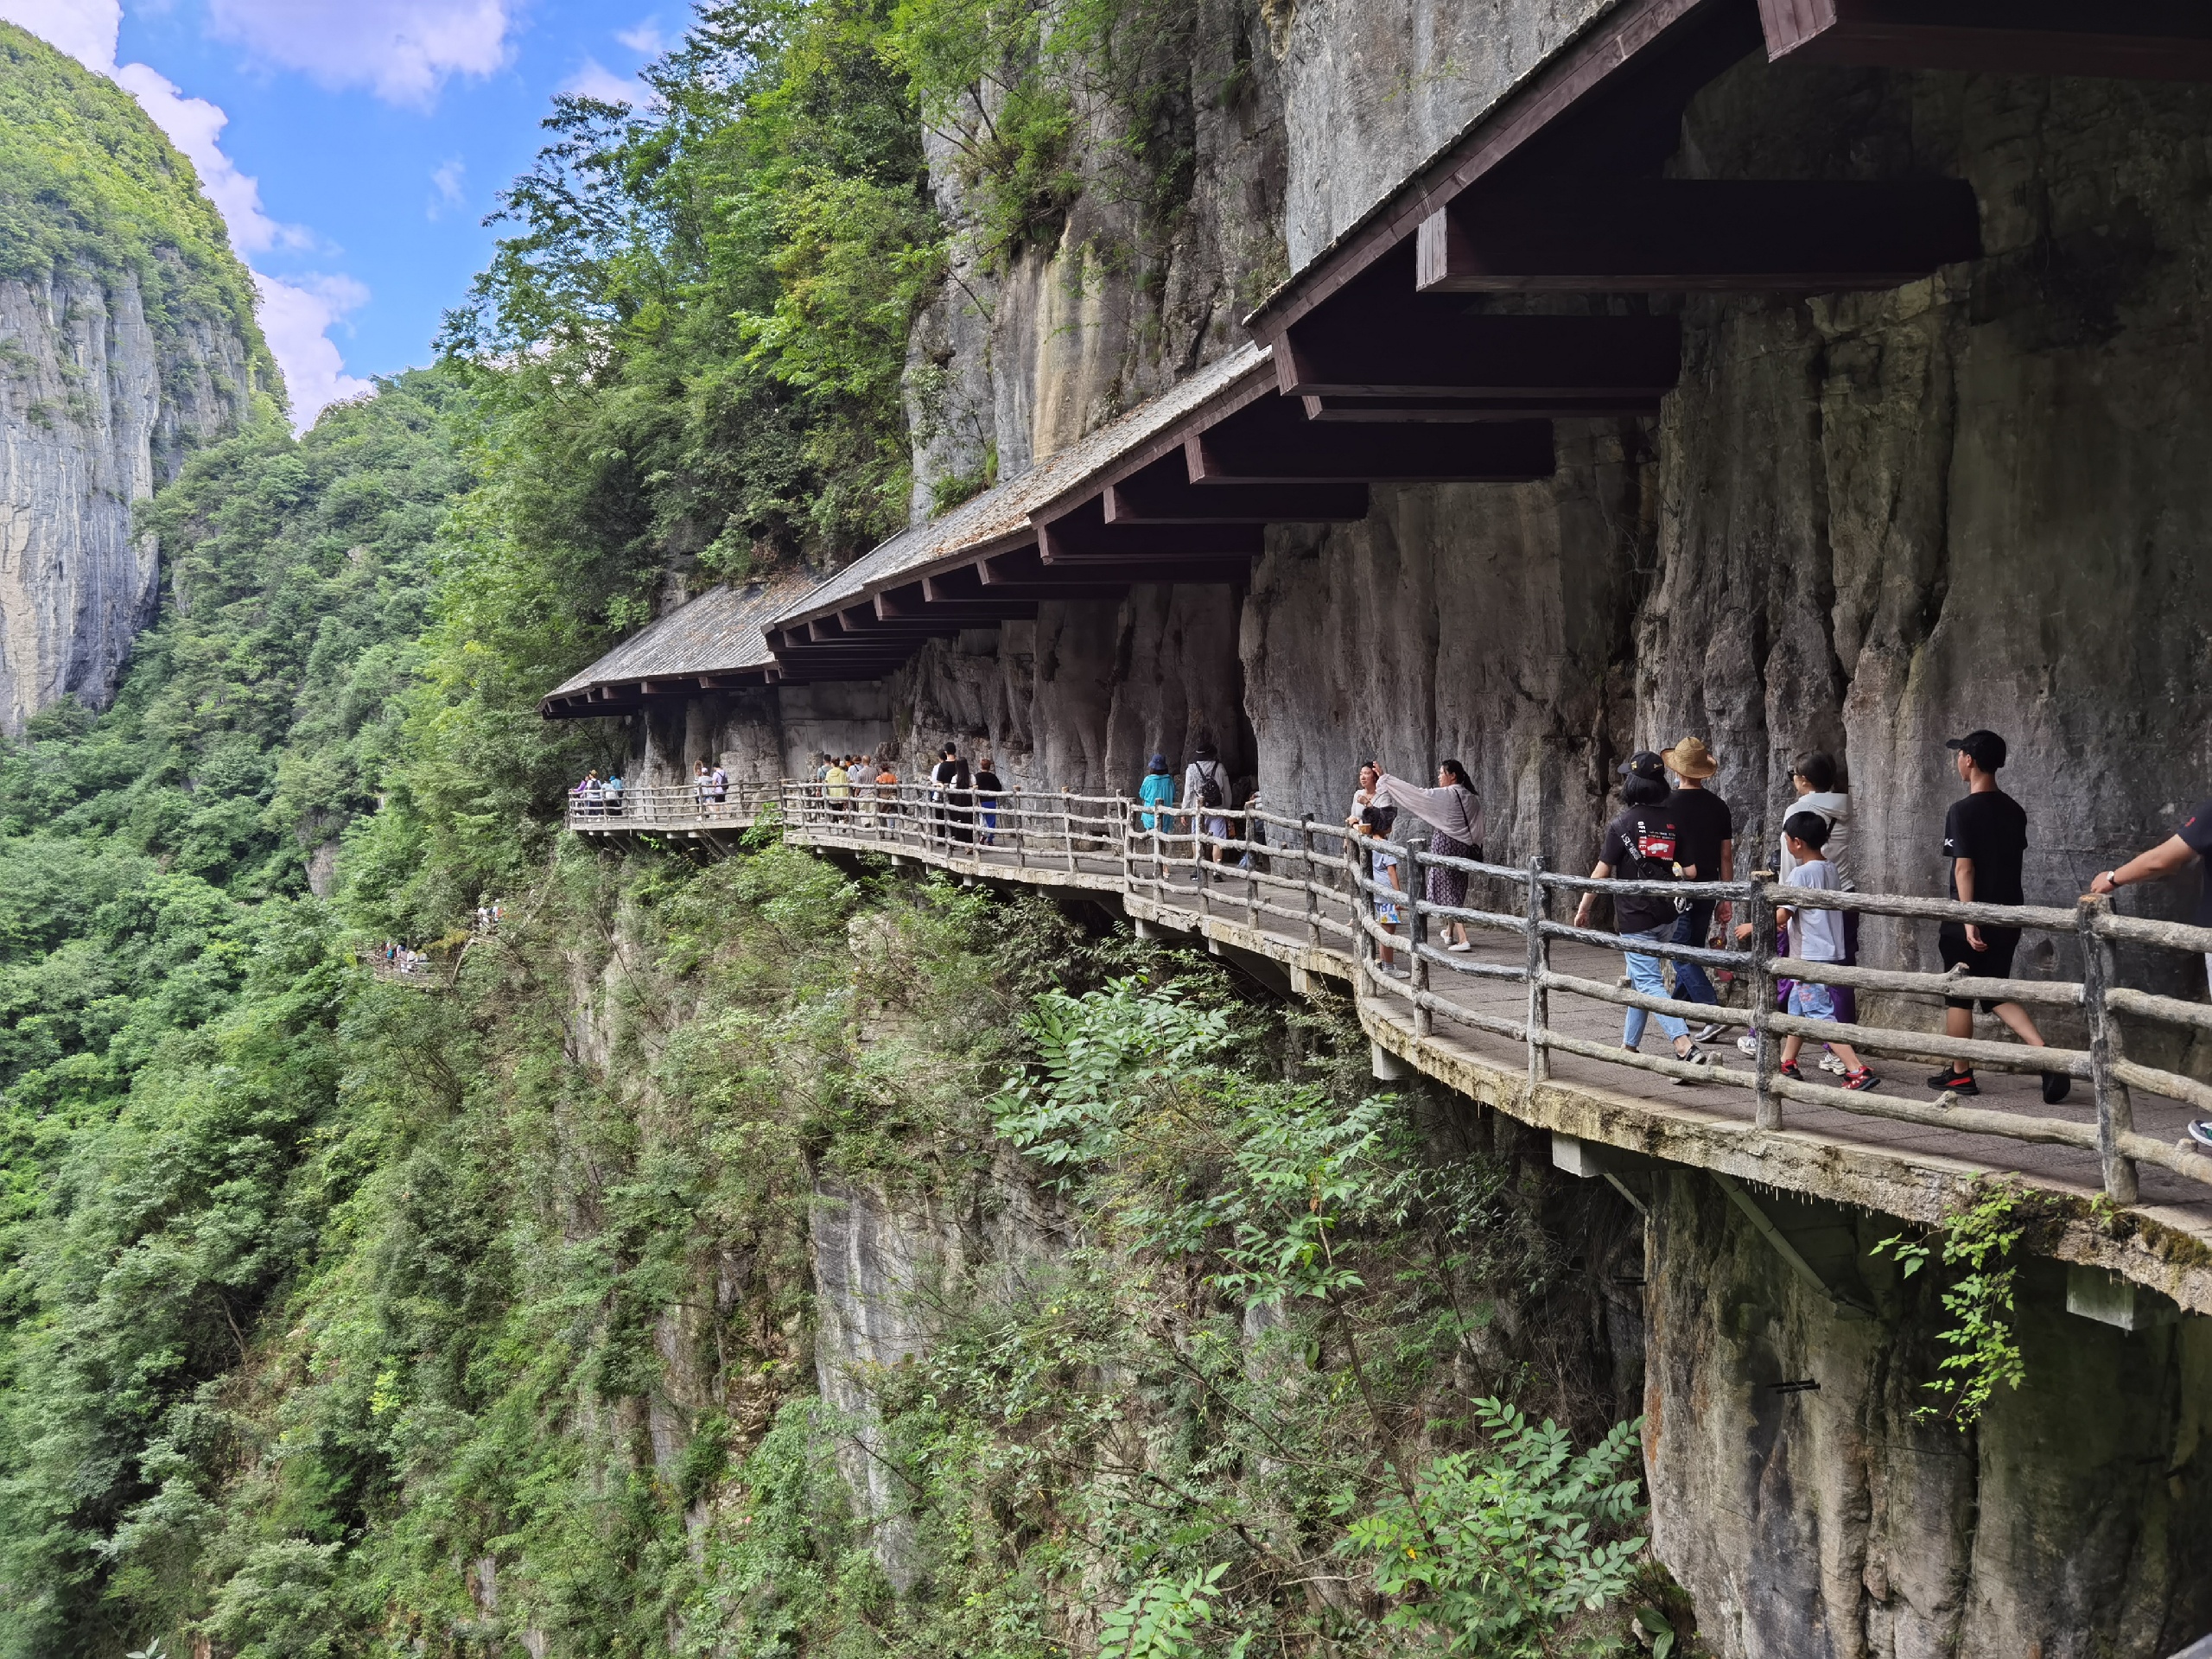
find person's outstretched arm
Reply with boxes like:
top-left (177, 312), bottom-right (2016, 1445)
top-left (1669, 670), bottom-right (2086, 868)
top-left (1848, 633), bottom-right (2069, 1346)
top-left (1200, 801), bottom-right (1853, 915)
top-left (2090, 834), bottom-right (2199, 896)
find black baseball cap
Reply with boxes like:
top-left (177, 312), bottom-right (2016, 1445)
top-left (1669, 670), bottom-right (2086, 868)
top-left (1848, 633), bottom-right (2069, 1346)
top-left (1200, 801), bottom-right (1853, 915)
top-left (1619, 750), bottom-right (1667, 783)
top-left (1945, 729), bottom-right (2006, 771)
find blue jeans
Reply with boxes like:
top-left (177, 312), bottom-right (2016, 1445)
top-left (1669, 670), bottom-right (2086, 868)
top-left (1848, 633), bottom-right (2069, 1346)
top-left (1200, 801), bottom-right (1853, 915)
top-left (1670, 900), bottom-right (1718, 1006)
top-left (1622, 926), bottom-right (1690, 1049)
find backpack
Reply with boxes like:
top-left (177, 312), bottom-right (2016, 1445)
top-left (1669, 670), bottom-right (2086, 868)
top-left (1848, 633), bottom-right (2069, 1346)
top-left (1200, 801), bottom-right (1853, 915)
top-left (1196, 762), bottom-right (1224, 810)
top-left (1624, 817), bottom-right (1681, 882)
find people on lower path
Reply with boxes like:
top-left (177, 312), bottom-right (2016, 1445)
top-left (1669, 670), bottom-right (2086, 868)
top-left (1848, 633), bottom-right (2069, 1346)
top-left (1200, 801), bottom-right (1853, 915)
top-left (1929, 729), bottom-right (2066, 1103)
top-left (1742, 810), bottom-right (1878, 1090)
top-left (1139, 753), bottom-right (1175, 836)
top-left (1573, 751), bottom-right (1709, 1082)
top-left (824, 755), bottom-right (850, 814)
top-left (1185, 741), bottom-right (1230, 877)
top-left (1660, 738), bottom-right (1732, 1043)
top-left (2090, 796), bottom-right (2212, 1147)
top-left (1378, 760), bottom-right (1484, 951)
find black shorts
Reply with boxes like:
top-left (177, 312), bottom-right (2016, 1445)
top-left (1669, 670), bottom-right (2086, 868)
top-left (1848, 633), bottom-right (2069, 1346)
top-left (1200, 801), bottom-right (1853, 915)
top-left (1938, 920), bottom-right (2019, 1012)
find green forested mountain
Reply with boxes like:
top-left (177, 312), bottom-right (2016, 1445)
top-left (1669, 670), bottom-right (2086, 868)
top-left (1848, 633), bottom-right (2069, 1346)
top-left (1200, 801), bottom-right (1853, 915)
top-left (0, 20), bottom-right (268, 368)
top-left (0, 7), bottom-right (1657, 1656)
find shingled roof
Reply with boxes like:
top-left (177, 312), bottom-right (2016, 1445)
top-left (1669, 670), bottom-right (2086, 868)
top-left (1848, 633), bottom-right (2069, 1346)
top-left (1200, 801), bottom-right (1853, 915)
top-left (539, 572), bottom-right (820, 717)
top-left (769, 341), bottom-right (1275, 629)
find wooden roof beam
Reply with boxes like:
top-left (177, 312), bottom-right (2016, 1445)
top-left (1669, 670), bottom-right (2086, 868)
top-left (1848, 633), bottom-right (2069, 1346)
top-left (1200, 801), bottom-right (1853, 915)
top-left (1185, 397), bottom-right (1554, 484)
top-left (1036, 496), bottom-right (1266, 565)
top-left (1102, 454), bottom-right (1370, 524)
top-left (875, 582), bottom-right (1040, 622)
top-left (1280, 302), bottom-right (1681, 399)
top-left (1416, 179), bottom-right (1981, 294)
top-left (971, 548), bottom-right (1252, 589)
top-left (1758, 0), bottom-right (2212, 80)
top-left (1302, 393), bottom-right (1662, 422)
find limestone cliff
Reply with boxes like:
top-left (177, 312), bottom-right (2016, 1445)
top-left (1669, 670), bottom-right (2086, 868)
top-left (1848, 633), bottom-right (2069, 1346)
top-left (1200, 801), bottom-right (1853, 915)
top-left (0, 23), bottom-right (274, 733)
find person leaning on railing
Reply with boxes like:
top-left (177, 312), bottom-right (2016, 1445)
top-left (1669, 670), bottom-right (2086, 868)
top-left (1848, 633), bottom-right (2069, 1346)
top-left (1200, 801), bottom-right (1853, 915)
top-left (1572, 751), bottom-right (1712, 1081)
top-left (2089, 795), bottom-right (2212, 1151)
top-left (1376, 760), bottom-right (1484, 953)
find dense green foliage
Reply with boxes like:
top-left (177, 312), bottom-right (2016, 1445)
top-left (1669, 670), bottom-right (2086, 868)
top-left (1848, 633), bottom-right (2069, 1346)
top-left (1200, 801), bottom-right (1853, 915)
top-left (0, 374), bottom-right (474, 1653)
top-left (440, 0), bottom-right (942, 582)
top-left (0, 22), bottom-right (274, 398)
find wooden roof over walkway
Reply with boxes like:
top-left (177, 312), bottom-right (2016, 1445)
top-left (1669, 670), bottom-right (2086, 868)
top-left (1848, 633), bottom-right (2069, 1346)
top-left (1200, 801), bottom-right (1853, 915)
top-left (539, 573), bottom-right (817, 717)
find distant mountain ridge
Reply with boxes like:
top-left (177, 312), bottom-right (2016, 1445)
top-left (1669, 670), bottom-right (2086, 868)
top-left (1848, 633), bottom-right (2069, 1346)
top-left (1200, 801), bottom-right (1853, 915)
top-left (0, 22), bottom-right (277, 734)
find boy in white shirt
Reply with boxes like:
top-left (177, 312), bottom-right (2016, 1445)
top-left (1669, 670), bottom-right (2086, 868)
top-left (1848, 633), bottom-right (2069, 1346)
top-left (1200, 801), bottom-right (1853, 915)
top-left (1739, 810), bottom-right (1878, 1092)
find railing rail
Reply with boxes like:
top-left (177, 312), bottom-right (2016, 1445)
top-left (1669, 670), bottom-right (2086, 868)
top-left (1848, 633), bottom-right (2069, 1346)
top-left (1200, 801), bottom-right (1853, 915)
top-left (572, 774), bottom-right (2212, 1205)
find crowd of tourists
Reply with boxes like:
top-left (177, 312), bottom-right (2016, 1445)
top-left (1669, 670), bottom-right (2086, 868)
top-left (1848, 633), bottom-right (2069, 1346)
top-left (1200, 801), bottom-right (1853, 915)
top-left (567, 726), bottom-right (2212, 1137)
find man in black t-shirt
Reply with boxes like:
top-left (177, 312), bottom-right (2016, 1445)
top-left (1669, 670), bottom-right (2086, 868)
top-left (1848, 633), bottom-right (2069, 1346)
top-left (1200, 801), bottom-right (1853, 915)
top-left (2090, 798), bottom-right (2212, 1149)
top-left (1930, 730), bottom-right (2064, 1103)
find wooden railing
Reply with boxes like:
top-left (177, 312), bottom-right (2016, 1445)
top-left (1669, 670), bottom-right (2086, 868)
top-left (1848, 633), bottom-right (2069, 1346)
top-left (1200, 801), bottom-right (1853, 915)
top-left (583, 777), bottom-right (2212, 1205)
top-left (566, 780), bottom-right (779, 830)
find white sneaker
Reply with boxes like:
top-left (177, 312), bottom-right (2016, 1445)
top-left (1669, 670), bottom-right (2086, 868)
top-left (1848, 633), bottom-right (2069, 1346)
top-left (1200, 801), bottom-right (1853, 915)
top-left (1818, 1052), bottom-right (1847, 1075)
top-left (1736, 1034), bottom-right (1758, 1057)
top-left (1446, 941), bottom-right (1472, 953)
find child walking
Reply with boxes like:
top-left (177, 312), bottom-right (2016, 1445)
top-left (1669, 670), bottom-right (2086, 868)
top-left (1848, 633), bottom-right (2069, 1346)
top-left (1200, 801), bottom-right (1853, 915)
top-left (1739, 810), bottom-right (1878, 1091)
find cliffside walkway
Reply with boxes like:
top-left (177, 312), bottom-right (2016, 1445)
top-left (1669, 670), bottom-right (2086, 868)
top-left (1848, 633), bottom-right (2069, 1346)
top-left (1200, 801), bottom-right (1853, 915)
top-left (570, 782), bottom-right (2212, 1310)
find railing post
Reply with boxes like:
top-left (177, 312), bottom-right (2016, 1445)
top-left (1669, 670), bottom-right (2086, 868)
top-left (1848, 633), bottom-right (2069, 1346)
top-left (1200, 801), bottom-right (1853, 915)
top-left (1302, 818), bottom-right (1319, 947)
top-left (1525, 857), bottom-right (1549, 1090)
top-left (1409, 843), bottom-right (1433, 1038)
top-left (1747, 872), bottom-right (1781, 1131)
top-left (2080, 896), bottom-right (2139, 1205)
top-left (1348, 834), bottom-right (1370, 993)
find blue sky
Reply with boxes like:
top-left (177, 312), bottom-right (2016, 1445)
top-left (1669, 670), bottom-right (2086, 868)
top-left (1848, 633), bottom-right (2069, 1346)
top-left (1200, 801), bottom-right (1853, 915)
top-left (0, 1), bottom-right (671, 421)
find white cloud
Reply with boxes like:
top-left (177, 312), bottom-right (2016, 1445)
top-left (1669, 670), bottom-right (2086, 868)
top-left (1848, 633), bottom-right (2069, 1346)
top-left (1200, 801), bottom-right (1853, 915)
top-left (0, 0), bottom-right (370, 426)
top-left (561, 56), bottom-right (642, 106)
top-left (0, 0), bottom-right (118, 71)
top-left (207, 0), bottom-right (514, 107)
top-left (114, 61), bottom-right (313, 254)
top-left (428, 156), bottom-right (465, 219)
top-left (614, 20), bottom-right (665, 55)
top-left (255, 271), bottom-right (374, 417)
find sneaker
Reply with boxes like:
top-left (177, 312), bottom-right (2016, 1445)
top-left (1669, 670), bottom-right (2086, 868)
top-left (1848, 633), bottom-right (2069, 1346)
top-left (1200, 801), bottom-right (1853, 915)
top-left (1778, 1060), bottom-right (1803, 1081)
top-left (1818, 1052), bottom-right (1847, 1075)
top-left (1446, 940), bottom-right (1472, 953)
top-left (1737, 1034), bottom-right (1759, 1057)
top-left (1670, 1046), bottom-right (1711, 1085)
top-left (1693, 1022), bottom-right (1726, 1046)
top-left (1841, 1068), bottom-right (1879, 1092)
top-left (1928, 1069), bottom-right (1978, 1096)
top-left (2041, 1072), bottom-right (2071, 1105)
top-left (2188, 1121), bottom-right (2212, 1153)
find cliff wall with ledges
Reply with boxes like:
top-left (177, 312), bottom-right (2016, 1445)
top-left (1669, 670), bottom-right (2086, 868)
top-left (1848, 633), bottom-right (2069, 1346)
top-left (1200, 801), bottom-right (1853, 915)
top-left (0, 266), bottom-right (256, 732)
top-left (0, 22), bottom-right (270, 733)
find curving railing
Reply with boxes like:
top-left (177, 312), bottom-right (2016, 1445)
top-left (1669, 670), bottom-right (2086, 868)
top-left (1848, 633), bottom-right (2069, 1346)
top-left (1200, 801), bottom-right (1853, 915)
top-left (565, 780), bottom-right (780, 829)
top-left (573, 776), bottom-right (2212, 1205)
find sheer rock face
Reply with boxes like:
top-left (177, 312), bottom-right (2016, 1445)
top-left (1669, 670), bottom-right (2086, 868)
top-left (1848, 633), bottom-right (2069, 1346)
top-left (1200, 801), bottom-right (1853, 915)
top-left (1273, 0), bottom-right (1611, 264)
top-left (904, 0), bottom-right (1290, 515)
top-left (0, 264), bottom-right (253, 732)
top-left (1645, 1174), bottom-right (2212, 1659)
